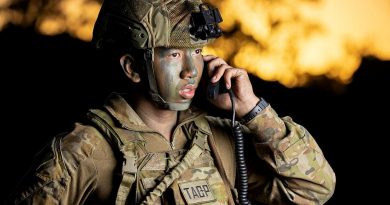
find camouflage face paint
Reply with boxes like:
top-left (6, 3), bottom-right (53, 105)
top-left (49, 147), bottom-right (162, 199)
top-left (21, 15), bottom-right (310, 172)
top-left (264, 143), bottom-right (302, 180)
top-left (153, 47), bottom-right (204, 106)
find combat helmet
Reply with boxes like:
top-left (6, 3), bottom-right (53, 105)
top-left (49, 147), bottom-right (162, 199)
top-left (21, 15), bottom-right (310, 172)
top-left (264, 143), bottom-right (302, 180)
top-left (92, 0), bottom-right (223, 110)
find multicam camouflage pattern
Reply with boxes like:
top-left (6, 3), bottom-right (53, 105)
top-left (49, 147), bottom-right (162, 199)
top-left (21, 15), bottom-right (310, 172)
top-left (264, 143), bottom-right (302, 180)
top-left (240, 106), bottom-right (336, 204)
top-left (93, 0), bottom-right (212, 50)
top-left (10, 93), bottom-right (335, 204)
top-left (177, 166), bottom-right (228, 204)
top-left (136, 136), bottom-right (228, 205)
top-left (137, 131), bottom-right (228, 205)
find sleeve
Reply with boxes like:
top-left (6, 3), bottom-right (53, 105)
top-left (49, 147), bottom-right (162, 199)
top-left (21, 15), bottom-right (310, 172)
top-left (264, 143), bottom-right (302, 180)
top-left (243, 106), bottom-right (336, 205)
top-left (10, 124), bottom-right (100, 205)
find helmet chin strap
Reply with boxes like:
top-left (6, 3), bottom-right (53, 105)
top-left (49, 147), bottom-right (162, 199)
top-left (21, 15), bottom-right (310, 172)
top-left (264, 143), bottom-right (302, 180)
top-left (144, 48), bottom-right (191, 111)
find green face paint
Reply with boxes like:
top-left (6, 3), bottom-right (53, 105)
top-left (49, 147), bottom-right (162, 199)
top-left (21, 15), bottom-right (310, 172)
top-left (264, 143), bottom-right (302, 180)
top-left (153, 47), bottom-right (204, 108)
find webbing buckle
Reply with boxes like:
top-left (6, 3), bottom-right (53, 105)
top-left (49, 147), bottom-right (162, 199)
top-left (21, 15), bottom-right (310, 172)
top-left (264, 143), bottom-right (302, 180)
top-left (122, 155), bottom-right (137, 174)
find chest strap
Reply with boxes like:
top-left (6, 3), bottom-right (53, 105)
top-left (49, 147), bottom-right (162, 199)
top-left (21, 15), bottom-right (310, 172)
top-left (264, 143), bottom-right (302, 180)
top-left (87, 109), bottom-right (138, 205)
top-left (140, 130), bottom-right (207, 205)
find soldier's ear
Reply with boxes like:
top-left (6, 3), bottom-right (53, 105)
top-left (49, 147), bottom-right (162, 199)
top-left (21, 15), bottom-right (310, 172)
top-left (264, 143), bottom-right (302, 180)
top-left (120, 54), bottom-right (141, 83)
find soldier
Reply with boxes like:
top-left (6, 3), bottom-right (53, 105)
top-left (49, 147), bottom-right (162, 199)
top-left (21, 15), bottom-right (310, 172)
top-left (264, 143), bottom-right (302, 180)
top-left (10, 0), bottom-right (335, 204)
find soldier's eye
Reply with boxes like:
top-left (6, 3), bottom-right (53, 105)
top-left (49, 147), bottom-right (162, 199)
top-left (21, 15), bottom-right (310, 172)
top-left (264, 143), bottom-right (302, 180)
top-left (195, 49), bottom-right (202, 54)
top-left (171, 53), bottom-right (179, 57)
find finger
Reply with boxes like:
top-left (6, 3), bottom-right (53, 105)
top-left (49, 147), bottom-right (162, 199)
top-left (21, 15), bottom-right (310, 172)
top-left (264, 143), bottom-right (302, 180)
top-left (203, 55), bottom-right (217, 61)
top-left (223, 68), bottom-right (245, 89)
top-left (208, 58), bottom-right (228, 77)
top-left (223, 68), bottom-right (235, 89)
top-left (208, 57), bottom-right (227, 69)
top-left (211, 64), bottom-right (231, 83)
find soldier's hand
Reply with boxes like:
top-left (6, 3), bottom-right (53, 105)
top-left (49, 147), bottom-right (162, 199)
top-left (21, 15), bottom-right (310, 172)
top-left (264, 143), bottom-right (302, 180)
top-left (203, 55), bottom-right (260, 118)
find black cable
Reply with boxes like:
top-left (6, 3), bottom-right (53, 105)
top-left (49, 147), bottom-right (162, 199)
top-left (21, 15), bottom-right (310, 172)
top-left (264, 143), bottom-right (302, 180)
top-left (228, 90), bottom-right (251, 205)
top-left (228, 90), bottom-right (236, 125)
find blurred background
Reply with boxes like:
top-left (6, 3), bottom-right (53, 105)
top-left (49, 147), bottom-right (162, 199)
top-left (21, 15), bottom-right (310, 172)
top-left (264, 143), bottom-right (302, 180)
top-left (1, 0), bottom-right (389, 204)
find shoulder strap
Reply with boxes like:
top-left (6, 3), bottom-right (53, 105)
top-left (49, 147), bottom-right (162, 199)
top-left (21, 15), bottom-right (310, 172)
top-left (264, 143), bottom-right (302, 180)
top-left (86, 109), bottom-right (139, 205)
top-left (193, 117), bottom-right (237, 205)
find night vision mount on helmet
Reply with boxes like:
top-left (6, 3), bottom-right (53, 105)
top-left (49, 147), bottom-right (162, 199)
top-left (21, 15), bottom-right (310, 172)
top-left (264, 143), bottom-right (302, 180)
top-left (190, 4), bottom-right (223, 40)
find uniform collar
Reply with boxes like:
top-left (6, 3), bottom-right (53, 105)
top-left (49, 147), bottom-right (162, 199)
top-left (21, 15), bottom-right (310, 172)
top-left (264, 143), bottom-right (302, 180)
top-left (103, 93), bottom-right (210, 134)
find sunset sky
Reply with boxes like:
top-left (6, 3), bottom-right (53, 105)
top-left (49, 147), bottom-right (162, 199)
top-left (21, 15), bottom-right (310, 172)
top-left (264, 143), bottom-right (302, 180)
top-left (1, 0), bottom-right (389, 87)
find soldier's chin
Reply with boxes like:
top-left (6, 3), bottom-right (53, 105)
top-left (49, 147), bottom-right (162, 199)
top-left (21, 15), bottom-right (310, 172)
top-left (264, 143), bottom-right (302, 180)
top-left (166, 100), bottom-right (192, 111)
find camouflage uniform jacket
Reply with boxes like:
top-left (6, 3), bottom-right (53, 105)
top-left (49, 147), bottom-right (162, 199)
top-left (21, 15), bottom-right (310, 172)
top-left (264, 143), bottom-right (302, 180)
top-left (11, 93), bottom-right (335, 204)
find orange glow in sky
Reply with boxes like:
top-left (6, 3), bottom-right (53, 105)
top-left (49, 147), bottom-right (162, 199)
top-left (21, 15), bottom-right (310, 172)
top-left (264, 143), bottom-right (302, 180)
top-left (1, 0), bottom-right (389, 87)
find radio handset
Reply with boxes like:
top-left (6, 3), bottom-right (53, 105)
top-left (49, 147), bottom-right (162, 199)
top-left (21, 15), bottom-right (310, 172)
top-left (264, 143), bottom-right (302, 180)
top-left (206, 80), bottom-right (228, 100)
top-left (204, 61), bottom-right (252, 205)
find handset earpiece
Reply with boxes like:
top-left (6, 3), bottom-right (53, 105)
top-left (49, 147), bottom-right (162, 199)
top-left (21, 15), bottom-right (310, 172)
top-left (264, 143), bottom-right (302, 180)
top-left (204, 60), bottom-right (228, 100)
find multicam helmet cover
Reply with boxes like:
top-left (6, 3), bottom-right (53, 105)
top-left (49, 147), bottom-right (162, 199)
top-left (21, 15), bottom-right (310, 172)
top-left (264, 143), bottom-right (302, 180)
top-left (93, 0), bottom-right (222, 50)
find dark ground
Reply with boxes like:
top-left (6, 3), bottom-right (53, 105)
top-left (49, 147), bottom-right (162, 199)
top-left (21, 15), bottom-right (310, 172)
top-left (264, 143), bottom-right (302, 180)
top-left (1, 25), bottom-right (389, 204)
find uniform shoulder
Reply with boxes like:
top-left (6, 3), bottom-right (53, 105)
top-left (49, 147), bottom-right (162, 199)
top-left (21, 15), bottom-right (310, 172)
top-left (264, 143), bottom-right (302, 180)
top-left (60, 123), bottom-right (115, 166)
